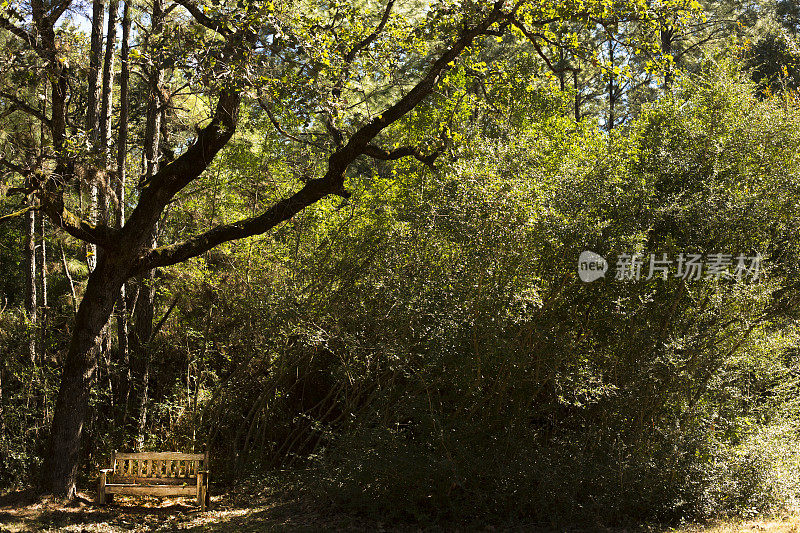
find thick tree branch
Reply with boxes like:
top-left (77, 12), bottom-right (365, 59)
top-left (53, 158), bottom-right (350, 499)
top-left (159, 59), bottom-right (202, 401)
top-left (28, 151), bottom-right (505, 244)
top-left (363, 144), bottom-right (440, 167)
top-left (0, 157), bottom-right (32, 178)
top-left (46, 0), bottom-right (72, 24)
top-left (173, 0), bottom-right (232, 36)
top-left (327, 2), bottom-right (504, 169)
top-left (123, 88), bottom-right (241, 246)
top-left (137, 2), bottom-right (506, 271)
top-left (0, 15), bottom-right (41, 53)
top-left (0, 91), bottom-right (52, 128)
top-left (39, 192), bottom-right (121, 247)
top-left (0, 205), bottom-right (35, 226)
top-left (136, 177), bottom-right (334, 271)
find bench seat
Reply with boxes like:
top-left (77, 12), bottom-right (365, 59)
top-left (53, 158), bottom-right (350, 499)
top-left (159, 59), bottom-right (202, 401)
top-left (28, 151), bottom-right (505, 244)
top-left (98, 451), bottom-right (209, 510)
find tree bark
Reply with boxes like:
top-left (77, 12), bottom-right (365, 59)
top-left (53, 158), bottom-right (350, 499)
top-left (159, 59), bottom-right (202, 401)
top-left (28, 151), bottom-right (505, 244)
top-left (131, 0), bottom-right (164, 446)
top-left (36, 0), bottom-right (505, 497)
top-left (86, 0), bottom-right (104, 273)
top-left (38, 215), bottom-right (47, 358)
top-left (100, 0), bottom-right (118, 166)
top-left (661, 24), bottom-right (674, 90)
top-left (86, 0), bottom-right (103, 148)
top-left (24, 203), bottom-right (36, 362)
top-left (117, 0), bottom-right (132, 419)
top-left (607, 36), bottom-right (615, 131)
top-left (45, 258), bottom-right (128, 498)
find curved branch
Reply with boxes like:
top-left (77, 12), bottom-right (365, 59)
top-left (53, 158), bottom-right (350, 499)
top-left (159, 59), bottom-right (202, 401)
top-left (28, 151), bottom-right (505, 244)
top-left (0, 91), bottom-right (52, 128)
top-left (363, 143), bottom-right (440, 167)
top-left (136, 178), bottom-right (332, 271)
top-left (136, 2), bottom-right (507, 271)
top-left (0, 15), bottom-right (42, 54)
top-left (174, 0), bottom-right (231, 36)
top-left (343, 0), bottom-right (394, 63)
top-left (0, 205), bottom-right (35, 226)
top-left (257, 95), bottom-right (326, 149)
top-left (39, 193), bottom-right (120, 247)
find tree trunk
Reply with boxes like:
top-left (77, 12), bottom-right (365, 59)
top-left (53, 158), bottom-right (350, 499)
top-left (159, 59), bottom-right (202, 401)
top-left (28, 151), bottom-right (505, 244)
top-left (38, 215), bottom-right (47, 358)
top-left (131, 0), bottom-right (164, 446)
top-left (607, 37), bottom-right (615, 131)
top-left (24, 204), bottom-right (36, 362)
top-left (44, 259), bottom-right (127, 498)
top-left (97, 0), bottom-right (118, 234)
top-left (100, 0), bottom-right (119, 165)
top-left (117, 0), bottom-right (132, 419)
top-left (661, 24), bottom-right (674, 90)
top-left (131, 263), bottom-right (155, 449)
top-left (86, 0), bottom-right (103, 147)
top-left (86, 0), bottom-right (104, 273)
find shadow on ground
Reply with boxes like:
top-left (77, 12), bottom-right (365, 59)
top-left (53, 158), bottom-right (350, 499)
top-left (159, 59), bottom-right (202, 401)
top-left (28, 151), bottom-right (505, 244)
top-left (0, 489), bottom-right (426, 532)
top-left (3, 489), bottom-right (796, 532)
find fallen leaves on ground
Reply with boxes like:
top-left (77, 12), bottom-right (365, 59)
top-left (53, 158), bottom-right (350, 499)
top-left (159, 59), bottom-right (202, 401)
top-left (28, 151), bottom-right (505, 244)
top-left (1, 489), bottom-right (799, 532)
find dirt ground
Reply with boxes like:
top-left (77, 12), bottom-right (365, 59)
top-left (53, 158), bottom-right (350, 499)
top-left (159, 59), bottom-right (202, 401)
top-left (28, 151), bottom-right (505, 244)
top-left (1, 489), bottom-right (799, 532)
top-left (0, 489), bottom-right (400, 532)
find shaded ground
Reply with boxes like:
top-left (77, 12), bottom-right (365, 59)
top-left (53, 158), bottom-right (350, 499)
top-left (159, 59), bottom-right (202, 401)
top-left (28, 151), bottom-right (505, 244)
top-left (0, 489), bottom-right (798, 532)
top-left (0, 488), bottom-right (401, 533)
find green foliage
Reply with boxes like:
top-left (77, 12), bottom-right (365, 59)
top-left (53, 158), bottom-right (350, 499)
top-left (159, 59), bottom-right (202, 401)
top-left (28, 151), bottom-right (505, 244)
top-left (130, 66), bottom-right (800, 525)
top-left (2, 0), bottom-right (800, 526)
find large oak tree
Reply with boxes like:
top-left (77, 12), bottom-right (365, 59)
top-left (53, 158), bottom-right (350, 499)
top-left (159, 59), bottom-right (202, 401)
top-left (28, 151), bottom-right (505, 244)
top-left (0, 0), bottom-right (697, 497)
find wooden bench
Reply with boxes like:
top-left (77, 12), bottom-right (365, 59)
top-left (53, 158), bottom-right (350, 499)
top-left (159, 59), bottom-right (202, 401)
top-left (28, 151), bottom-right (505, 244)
top-left (98, 451), bottom-right (210, 510)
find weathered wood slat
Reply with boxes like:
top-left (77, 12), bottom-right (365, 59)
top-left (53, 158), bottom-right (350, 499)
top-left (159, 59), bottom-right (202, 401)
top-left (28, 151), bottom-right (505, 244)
top-left (112, 476), bottom-right (196, 485)
top-left (99, 451), bottom-right (209, 509)
top-left (115, 452), bottom-right (205, 460)
top-left (105, 484), bottom-right (197, 496)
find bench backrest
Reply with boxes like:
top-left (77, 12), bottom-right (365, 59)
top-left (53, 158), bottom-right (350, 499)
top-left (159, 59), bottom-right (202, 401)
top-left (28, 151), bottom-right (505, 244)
top-left (111, 451), bottom-right (208, 482)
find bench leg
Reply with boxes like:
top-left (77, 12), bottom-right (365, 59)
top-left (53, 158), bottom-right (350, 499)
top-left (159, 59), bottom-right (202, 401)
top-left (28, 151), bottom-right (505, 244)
top-left (205, 473), bottom-right (210, 509)
top-left (197, 472), bottom-right (207, 511)
top-left (98, 471), bottom-right (106, 505)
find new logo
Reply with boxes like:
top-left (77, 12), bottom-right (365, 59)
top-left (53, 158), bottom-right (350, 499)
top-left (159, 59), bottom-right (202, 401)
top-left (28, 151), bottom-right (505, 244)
top-left (578, 251), bottom-right (608, 282)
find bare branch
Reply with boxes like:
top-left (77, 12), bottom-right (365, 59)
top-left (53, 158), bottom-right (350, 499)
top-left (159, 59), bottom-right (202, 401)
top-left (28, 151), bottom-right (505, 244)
top-left (332, 0), bottom-right (394, 100)
top-left (257, 95), bottom-right (326, 148)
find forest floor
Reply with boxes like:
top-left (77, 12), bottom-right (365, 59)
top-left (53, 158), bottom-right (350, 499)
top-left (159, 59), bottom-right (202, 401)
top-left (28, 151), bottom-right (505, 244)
top-left (1, 488), bottom-right (799, 532)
